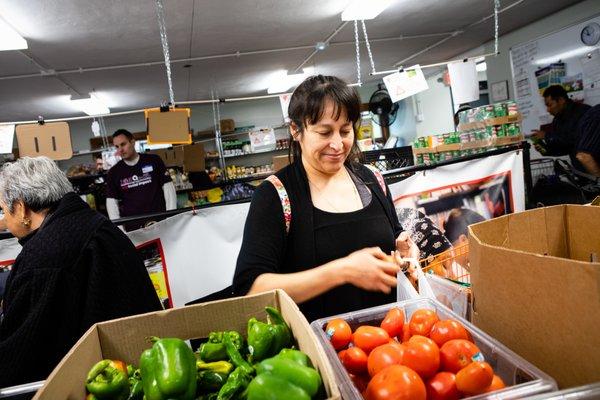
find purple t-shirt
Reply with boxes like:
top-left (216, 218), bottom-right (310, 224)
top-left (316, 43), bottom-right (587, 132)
top-left (106, 153), bottom-right (171, 217)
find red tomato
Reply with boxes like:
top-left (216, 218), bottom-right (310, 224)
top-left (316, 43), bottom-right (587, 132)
top-left (401, 323), bottom-right (412, 343)
top-left (456, 362), bottom-right (494, 395)
top-left (326, 318), bottom-right (352, 350)
top-left (381, 307), bottom-right (405, 338)
top-left (440, 339), bottom-right (482, 373)
top-left (409, 309), bottom-right (440, 337)
top-left (401, 335), bottom-right (440, 379)
top-left (353, 326), bottom-right (390, 354)
top-left (426, 372), bottom-right (460, 400)
top-left (388, 339), bottom-right (405, 351)
top-left (338, 349), bottom-right (347, 362)
top-left (367, 343), bottom-right (405, 377)
top-left (365, 365), bottom-right (426, 400)
top-left (485, 375), bottom-right (507, 393)
top-left (341, 346), bottom-right (368, 375)
top-left (349, 373), bottom-right (370, 392)
top-left (429, 319), bottom-right (470, 347)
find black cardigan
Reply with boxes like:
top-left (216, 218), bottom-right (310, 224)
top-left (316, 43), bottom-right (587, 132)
top-left (233, 160), bottom-right (402, 318)
top-left (0, 193), bottom-right (162, 387)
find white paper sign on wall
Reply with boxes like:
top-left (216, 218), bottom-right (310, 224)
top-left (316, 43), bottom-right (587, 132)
top-left (448, 60), bottom-right (479, 104)
top-left (383, 65), bottom-right (429, 103)
top-left (0, 125), bottom-right (15, 154)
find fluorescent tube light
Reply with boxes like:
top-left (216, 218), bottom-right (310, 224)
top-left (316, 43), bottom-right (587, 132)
top-left (71, 94), bottom-right (110, 116)
top-left (476, 62), bottom-right (487, 72)
top-left (0, 18), bottom-right (27, 51)
top-left (341, 0), bottom-right (395, 21)
top-left (267, 67), bottom-right (314, 94)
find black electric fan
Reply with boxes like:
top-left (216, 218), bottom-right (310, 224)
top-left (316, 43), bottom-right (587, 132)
top-left (368, 84), bottom-right (399, 128)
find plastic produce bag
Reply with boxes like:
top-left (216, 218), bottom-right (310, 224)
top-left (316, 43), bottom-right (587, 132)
top-left (396, 258), bottom-right (436, 302)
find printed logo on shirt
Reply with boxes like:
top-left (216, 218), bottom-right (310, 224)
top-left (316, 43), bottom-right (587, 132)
top-left (142, 165), bottom-right (154, 173)
top-left (120, 173), bottom-right (153, 190)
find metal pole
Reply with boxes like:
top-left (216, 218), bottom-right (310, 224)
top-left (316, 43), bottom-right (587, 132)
top-left (371, 51), bottom-right (498, 76)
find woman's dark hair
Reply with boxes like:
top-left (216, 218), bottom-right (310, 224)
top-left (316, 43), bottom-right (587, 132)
top-left (287, 75), bottom-right (363, 164)
top-left (443, 208), bottom-right (485, 243)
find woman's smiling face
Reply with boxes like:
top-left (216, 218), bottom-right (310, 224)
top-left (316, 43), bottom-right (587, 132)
top-left (296, 100), bottom-right (354, 175)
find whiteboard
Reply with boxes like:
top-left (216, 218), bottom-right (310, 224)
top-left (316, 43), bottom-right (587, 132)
top-left (510, 14), bottom-right (600, 136)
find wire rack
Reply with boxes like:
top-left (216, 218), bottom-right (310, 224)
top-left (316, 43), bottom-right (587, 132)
top-left (530, 158), bottom-right (556, 186)
top-left (419, 242), bottom-right (471, 285)
top-left (362, 146), bottom-right (414, 172)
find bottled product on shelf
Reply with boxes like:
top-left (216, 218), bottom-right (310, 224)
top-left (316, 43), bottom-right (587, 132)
top-left (225, 164), bottom-right (273, 180)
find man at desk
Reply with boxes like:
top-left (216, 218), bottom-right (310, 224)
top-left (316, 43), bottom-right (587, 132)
top-left (532, 85), bottom-right (591, 172)
top-left (106, 129), bottom-right (177, 229)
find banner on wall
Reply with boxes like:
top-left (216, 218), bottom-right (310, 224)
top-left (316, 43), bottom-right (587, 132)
top-left (389, 150), bottom-right (525, 242)
top-left (126, 202), bottom-right (250, 307)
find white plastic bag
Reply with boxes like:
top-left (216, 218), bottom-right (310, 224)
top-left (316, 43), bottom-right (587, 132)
top-left (396, 258), bottom-right (436, 302)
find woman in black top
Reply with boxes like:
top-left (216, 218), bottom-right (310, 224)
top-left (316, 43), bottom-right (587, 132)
top-left (233, 75), bottom-right (417, 321)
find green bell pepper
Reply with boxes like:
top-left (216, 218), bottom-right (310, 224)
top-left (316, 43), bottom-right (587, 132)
top-left (196, 360), bottom-right (233, 375)
top-left (276, 349), bottom-right (311, 368)
top-left (247, 374), bottom-right (310, 400)
top-left (223, 333), bottom-right (254, 375)
top-left (255, 357), bottom-right (321, 397)
top-left (217, 367), bottom-right (252, 400)
top-left (198, 331), bottom-right (244, 362)
top-left (139, 337), bottom-right (197, 400)
top-left (265, 307), bottom-right (291, 355)
top-left (197, 370), bottom-right (229, 393)
top-left (85, 359), bottom-right (130, 400)
top-left (247, 307), bottom-right (292, 362)
top-left (247, 317), bottom-right (275, 362)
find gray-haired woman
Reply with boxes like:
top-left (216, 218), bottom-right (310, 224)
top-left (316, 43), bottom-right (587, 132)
top-left (0, 157), bottom-right (161, 388)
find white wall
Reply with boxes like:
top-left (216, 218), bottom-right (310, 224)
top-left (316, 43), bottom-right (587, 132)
top-left (415, 73), bottom-right (455, 137)
top-left (482, 0), bottom-right (600, 100)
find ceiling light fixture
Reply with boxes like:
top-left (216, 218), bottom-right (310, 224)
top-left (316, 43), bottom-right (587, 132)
top-left (341, 0), bottom-right (395, 21)
top-left (0, 17), bottom-right (28, 51)
top-left (70, 94), bottom-right (110, 116)
top-left (315, 42), bottom-right (328, 51)
top-left (267, 67), bottom-right (314, 94)
top-left (476, 61), bottom-right (487, 72)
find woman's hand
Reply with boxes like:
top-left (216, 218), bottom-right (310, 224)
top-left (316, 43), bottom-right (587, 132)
top-left (395, 231), bottom-right (420, 260)
top-left (340, 247), bottom-right (400, 294)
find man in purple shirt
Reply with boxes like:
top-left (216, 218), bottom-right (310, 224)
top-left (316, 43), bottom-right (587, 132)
top-left (106, 129), bottom-right (176, 230)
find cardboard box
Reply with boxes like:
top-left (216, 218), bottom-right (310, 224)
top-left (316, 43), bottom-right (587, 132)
top-left (146, 108), bottom-right (192, 144)
top-left (149, 143), bottom-right (205, 172)
top-left (182, 142), bottom-right (205, 172)
top-left (273, 154), bottom-right (291, 172)
top-left (15, 122), bottom-right (73, 160)
top-left (220, 119), bottom-right (235, 133)
top-left (469, 205), bottom-right (600, 389)
top-left (33, 290), bottom-right (341, 399)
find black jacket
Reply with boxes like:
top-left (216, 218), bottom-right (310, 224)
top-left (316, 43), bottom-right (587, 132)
top-left (233, 160), bottom-right (402, 321)
top-left (0, 193), bottom-right (161, 387)
top-left (545, 101), bottom-right (591, 171)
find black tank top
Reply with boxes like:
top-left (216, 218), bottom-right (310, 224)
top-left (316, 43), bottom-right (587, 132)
top-left (299, 172), bottom-right (397, 321)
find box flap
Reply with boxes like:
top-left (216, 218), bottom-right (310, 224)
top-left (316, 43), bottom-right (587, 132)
top-left (32, 325), bottom-right (102, 400)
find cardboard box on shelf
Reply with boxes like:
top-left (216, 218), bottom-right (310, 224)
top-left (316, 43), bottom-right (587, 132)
top-left (469, 205), bottom-right (600, 389)
top-left (273, 154), bottom-right (291, 172)
top-left (33, 290), bottom-right (341, 400)
top-left (182, 142), bottom-right (205, 172)
top-left (148, 143), bottom-right (205, 172)
top-left (220, 119), bottom-right (235, 133)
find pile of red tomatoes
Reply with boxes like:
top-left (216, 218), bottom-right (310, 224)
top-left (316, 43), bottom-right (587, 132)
top-left (325, 308), bottom-right (507, 400)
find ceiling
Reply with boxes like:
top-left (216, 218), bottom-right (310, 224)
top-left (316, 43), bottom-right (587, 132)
top-left (0, 0), bottom-right (585, 122)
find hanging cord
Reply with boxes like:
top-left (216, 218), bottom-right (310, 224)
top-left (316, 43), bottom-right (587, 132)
top-left (493, 0), bottom-right (500, 55)
top-left (361, 20), bottom-right (377, 74)
top-left (354, 20), bottom-right (362, 86)
top-left (99, 117), bottom-right (110, 149)
top-left (155, 0), bottom-right (176, 105)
